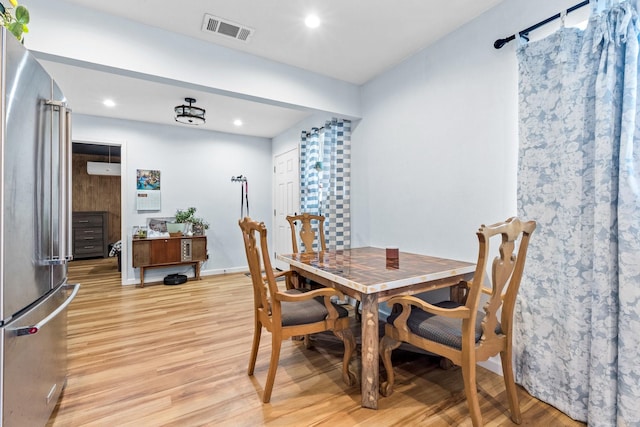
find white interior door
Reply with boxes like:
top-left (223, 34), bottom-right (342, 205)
top-left (273, 148), bottom-right (299, 271)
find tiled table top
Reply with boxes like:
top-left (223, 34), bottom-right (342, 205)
top-left (278, 247), bottom-right (475, 295)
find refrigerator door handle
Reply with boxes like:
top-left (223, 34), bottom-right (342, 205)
top-left (14, 283), bottom-right (80, 336)
top-left (45, 100), bottom-right (73, 264)
top-left (64, 105), bottom-right (73, 261)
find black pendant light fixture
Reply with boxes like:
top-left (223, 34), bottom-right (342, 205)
top-left (175, 97), bottom-right (206, 125)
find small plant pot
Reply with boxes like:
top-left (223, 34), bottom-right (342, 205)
top-left (167, 223), bottom-right (185, 236)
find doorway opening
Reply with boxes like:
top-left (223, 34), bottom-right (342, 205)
top-left (71, 141), bottom-right (124, 281)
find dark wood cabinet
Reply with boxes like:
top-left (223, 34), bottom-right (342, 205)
top-left (150, 239), bottom-right (181, 264)
top-left (73, 211), bottom-right (108, 259)
top-left (132, 236), bottom-right (207, 286)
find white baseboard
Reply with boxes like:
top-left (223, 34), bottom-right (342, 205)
top-left (479, 356), bottom-right (503, 376)
top-left (124, 265), bottom-right (248, 286)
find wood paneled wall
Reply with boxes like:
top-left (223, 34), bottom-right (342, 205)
top-left (72, 153), bottom-right (121, 244)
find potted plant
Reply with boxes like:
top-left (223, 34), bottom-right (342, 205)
top-left (172, 207), bottom-right (209, 236)
top-left (190, 217), bottom-right (209, 236)
top-left (0, 0), bottom-right (29, 42)
top-left (174, 207), bottom-right (196, 224)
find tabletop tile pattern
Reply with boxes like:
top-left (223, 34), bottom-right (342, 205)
top-left (282, 247), bottom-right (475, 291)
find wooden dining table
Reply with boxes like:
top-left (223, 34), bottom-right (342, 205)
top-left (277, 246), bottom-right (475, 409)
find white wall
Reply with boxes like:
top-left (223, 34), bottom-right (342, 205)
top-left (342, 0), bottom-right (584, 372)
top-left (350, 0), bottom-right (581, 262)
top-left (73, 114), bottom-right (272, 285)
top-left (54, 0), bottom-right (585, 319)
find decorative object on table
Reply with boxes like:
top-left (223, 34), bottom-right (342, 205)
top-left (385, 247), bottom-right (399, 269)
top-left (190, 217), bottom-right (209, 236)
top-left (231, 175), bottom-right (249, 218)
top-left (379, 217), bottom-right (536, 426)
top-left (0, 0), bottom-right (29, 42)
top-left (136, 169), bottom-right (161, 211)
top-left (132, 226), bottom-right (148, 239)
top-left (146, 217), bottom-right (171, 238)
top-left (173, 207), bottom-right (209, 236)
top-left (166, 222), bottom-right (186, 237)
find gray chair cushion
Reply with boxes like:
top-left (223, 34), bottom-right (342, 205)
top-left (387, 300), bottom-right (501, 350)
top-left (280, 289), bottom-right (349, 326)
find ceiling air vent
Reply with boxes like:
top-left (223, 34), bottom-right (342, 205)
top-left (202, 14), bottom-right (254, 42)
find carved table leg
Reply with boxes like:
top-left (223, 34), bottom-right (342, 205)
top-left (360, 293), bottom-right (379, 409)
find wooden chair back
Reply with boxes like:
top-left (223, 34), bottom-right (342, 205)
top-left (239, 216), bottom-right (280, 315)
top-left (466, 217), bottom-right (536, 361)
top-left (379, 217), bottom-right (536, 426)
top-left (286, 213), bottom-right (326, 253)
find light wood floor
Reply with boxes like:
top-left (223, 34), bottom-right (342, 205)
top-left (47, 258), bottom-right (585, 427)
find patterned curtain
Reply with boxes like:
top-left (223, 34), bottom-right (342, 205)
top-left (299, 119), bottom-right (351, 251)
top-left (300, 128), bottom-right (321, 216)
top-left (516, 2), bottom-right (640, 426)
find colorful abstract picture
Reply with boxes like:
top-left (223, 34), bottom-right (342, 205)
top-left (137, 169), bottom-right (160, 190)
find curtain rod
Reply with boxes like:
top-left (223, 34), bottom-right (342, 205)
top-left (494, 0), bottom-right (589, 49)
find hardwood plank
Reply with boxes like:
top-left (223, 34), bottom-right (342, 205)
top-left (47, 258), bottom-right (585, 426)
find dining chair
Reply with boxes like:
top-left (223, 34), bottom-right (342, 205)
top-left (286, 213), bottom-right (357, 320)
top-left (239, 217), bottom-right (356, 403)
top-left (286, 212), bottom-right (326, 254)
top-left (379, 217), bottom-right (536, 426)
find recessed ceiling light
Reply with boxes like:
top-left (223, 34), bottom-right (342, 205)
top-left (305, 14), bottom-right (320, 29)
top-left (103, 99), bottom-right (116, 107)
top-left (233, 119), bottom-right (243, 126)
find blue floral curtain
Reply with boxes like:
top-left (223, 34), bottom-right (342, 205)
top-left (299, 119), bottom-right (351, 251)
top-left (516, 2), bottom-right (640, 426)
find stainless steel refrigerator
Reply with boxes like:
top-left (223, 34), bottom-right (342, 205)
top-left (0, 28), bottom-right (79, 426)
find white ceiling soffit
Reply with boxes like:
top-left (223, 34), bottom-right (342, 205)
top-left (202, 14), bottom-right (254, 42)
top-left (36, 59), bottom-right (312, 138)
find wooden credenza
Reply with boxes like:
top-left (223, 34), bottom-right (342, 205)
top-left (73, 211), bottom-right (108, 259)
top-left (132, 236), bottom-right (207, 287)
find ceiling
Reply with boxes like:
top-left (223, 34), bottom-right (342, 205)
top-left (36, 0), bottom-right (506, 138)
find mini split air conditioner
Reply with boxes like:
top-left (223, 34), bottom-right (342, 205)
top-left (87, 161), bottom-right (121, 176)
